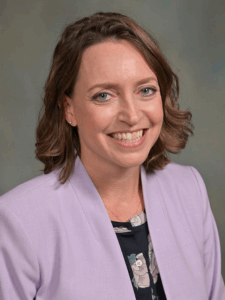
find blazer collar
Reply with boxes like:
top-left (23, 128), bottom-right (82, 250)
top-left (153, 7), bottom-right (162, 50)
top-left (68, 156), bottom-right (205, 300)
top-left (69, 156), bottom-right (137, 299)
top-left (68, 156), bottom-right (162, 246)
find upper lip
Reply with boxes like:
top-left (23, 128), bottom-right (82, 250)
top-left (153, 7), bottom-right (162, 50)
top-left (108, 128), bottom-right (147, 135)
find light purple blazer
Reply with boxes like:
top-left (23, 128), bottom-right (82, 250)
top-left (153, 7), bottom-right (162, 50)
top-left (0, 156), bottom-right (224, 300)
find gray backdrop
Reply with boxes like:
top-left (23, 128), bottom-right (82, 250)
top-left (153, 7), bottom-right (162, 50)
top-left (1, 0), bottom-right (225, 279)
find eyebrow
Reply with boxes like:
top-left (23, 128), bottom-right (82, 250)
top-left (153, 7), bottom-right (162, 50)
top-left (87, 77), bottom-right (158, 92)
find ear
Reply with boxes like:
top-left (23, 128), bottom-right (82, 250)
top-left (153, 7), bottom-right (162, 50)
top-left (63, 94), bottom-right (78, 127)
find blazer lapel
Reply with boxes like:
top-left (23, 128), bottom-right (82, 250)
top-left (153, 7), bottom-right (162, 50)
top-left (69, 156), bottom-right (136, 300)
top-left (141, 165), bottom-right (207, 300)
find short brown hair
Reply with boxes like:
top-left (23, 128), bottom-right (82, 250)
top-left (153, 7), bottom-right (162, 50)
top-left (35, 11), bottom-right (194, 184)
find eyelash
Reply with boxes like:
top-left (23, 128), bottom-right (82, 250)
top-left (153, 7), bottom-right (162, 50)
top-left (92, 87), bottom-right (157, 102)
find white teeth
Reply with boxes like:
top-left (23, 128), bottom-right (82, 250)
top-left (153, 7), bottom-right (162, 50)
top-left (111, 130), bottom-right (144, 142)
top-left (127, 133), bottom-right (132, 140)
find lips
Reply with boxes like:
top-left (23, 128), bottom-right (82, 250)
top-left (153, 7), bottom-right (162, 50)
top-left (108, 128), bottom-right (148, 147)
top-left (108, 128), bottom-right (148, 137)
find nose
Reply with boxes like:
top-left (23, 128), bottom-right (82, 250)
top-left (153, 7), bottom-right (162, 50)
top-left (117, 94), bottom-right (140, 125)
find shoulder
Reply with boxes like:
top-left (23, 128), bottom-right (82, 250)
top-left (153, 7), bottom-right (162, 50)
top-left (155, 161), bottom-right (198, 177)
top-left (145, 162), bottom-right (208, 211)
top-left (0, 167), bottom-right (76, 239)
top-left (153, 162), bottom-right (205, 191)
top-left (0, 168), bottom-right (65, 211)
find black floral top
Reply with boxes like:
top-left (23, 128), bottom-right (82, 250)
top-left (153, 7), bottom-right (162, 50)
top-left (111, 209), bottom-right (167, 300)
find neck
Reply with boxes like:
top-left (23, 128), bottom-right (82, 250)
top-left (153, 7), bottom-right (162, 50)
top-left (80, 157), bottom-right (142, 207)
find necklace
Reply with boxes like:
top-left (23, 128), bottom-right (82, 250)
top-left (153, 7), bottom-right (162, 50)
top-left (104, 179), bottom-right (144, 222)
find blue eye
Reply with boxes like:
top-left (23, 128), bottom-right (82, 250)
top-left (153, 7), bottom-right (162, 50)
top-left (141, 87), bottom-right (157, 96)
top-left (92, 87), bottom-right (157, 102)
top-left (92, 92), bottom-right (109, 101)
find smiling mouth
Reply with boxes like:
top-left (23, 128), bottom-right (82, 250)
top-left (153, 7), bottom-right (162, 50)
top-left (108, 129), bottom-right (148, 142)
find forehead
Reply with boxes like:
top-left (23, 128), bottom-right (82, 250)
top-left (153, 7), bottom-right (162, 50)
top-left (77, 40), bottom-right (157, 85)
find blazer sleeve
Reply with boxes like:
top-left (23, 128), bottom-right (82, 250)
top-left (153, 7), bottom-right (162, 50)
top-left (0, 202), bottom-right (40, 300)
top-left (190, 167), bottom-right (225, 300)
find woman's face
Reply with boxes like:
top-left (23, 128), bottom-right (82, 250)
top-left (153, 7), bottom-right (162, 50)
top-left (65, 40), bottom-right (163, 171)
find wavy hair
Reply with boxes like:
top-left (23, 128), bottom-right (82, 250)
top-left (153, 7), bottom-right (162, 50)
top-left (35, 11), bottom-right (194, 184)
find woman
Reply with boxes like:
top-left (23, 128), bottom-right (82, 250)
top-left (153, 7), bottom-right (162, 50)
top-left (0, 11), bottom-right (224, 300)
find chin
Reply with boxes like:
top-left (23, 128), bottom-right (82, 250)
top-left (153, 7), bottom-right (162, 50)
top-left (115, 155), bottom-right (148, 169)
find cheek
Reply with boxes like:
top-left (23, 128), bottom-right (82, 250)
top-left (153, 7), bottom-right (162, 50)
top-left (147, 101), bottom-right (164, 125)
top-left (76, 105), bottom-right (112, 133)
top-left (158, 107), bottom-right (164, 125)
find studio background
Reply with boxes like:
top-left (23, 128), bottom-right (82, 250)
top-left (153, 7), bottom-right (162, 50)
top-left (1, 0), bottom-right (225, 279)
